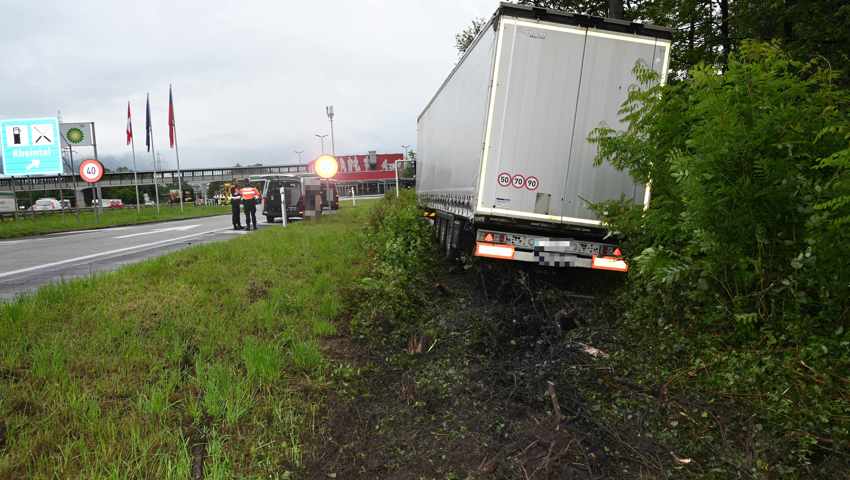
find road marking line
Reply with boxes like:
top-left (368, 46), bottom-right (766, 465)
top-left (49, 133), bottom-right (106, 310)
top-left (0, 228), bottom-right (229, 280)
top-left (45, 227), bottom-right (133, 237)
top-left (115, 224), bottom-right (201, 239)
top-left (0, 240), bottom-right (28, 246)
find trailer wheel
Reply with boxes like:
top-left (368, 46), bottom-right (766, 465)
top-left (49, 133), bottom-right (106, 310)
top-left (445, 218), bottom-right (459, 259)
top-left (437, 216), bottom-right (446, 247)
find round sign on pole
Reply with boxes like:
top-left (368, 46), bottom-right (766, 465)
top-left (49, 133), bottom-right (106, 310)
top-left (79, 159), bottom-right (104, 184)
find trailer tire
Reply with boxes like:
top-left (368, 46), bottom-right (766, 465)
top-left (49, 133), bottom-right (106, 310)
top-left (446, 218), bottom-right (461, 259)
top-left (443, 217), bottom-right (453, 258)
top-left (438, 216), bottom-right (448, 251)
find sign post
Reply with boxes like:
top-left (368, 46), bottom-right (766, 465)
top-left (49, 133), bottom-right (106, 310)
top-left (79, 159), bottom-right (104, 223)
top-left (279, 187), bottom-right (288, 227)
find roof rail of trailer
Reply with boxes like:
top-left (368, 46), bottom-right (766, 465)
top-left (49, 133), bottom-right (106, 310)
top-left (497, 2), bottom-right (672, 40)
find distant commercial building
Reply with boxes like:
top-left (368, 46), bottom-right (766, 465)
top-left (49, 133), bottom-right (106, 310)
top-left (308, 150), bottom-right (414, 196)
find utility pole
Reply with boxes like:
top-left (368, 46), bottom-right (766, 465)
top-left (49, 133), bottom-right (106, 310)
top-left (325, 106), bottom-right (335, 155)
top-left (396, 146), bottom-right (410, 199)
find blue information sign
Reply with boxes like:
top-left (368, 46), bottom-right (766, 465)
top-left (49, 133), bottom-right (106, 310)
top-left (1, 117), bottom-right (63, 176)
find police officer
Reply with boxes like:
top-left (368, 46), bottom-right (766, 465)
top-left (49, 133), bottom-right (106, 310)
top-left (240, 184), bottom-right (261, 231)
top-left (230, 185), bottom-right (243, 230)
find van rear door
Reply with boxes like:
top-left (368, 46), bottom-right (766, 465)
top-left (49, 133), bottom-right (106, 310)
top-left (264, 180), bottom-right (302, 218)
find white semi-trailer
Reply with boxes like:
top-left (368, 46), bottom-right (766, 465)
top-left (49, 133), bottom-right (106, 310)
top-left (417, 3), bottom-right (671, 270)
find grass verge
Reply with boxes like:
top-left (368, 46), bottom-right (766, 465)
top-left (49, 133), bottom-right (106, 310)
top-left (0, 204), bottom-right (230, 239)
top-left (0, 201), bottom-right (375, 478)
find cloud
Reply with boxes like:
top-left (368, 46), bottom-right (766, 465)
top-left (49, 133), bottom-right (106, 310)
top-left (0, 0), bottom-right (498, 170)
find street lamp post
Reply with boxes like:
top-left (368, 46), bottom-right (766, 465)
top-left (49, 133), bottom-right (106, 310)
top-left (397, 145), bottom-right (411, 198)
top-left (315, 134), bottom-right (328, 154)
top-left (325, 106), bottom-right (335, 155)
top-left (294, 149), bottom-right (304, 163)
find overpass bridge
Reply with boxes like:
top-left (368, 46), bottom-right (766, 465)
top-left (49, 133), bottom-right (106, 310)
top-left (0, 164), bottom-right (309, 194)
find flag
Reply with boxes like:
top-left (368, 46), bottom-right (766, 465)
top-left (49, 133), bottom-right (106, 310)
top-left (168, 85), bottom-right (176, 148)
top-left (145, 93), bottom-right (152, 152)
top-left (126, 102), bottom-right (133, 146)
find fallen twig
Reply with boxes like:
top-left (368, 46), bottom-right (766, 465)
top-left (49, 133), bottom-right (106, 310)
top-left (547, 381), bottom-right (564, 429)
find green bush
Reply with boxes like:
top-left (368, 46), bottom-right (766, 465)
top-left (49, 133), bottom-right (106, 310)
top-left (589, 42), bottom-right (850, 470)
top-left (350, 191), bottom-right (436, 344)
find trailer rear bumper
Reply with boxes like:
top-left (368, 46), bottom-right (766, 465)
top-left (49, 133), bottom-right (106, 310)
top-left (474, 228), bottom-right (628, 271)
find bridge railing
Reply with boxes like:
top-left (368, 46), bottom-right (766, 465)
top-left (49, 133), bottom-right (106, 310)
top-left (0, 164), bottom-right (309, 191)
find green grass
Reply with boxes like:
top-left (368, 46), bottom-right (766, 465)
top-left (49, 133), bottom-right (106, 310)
top-left (0, 204), bottom-right (230, 239)
top-left (0, 201), bottom-right (376, 478)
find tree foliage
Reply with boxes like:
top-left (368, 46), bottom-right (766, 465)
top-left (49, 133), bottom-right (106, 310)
top-left (455, 17), bottom-right (486, 55)
top-left (589, 43), bottom-right (850, 467)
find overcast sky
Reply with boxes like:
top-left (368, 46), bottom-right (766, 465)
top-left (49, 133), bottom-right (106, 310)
top-left (0, 0), bottom-right (497, 170)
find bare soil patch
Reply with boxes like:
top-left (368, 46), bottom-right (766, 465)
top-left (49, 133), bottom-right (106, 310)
top-left (304, 263), bottom-right (682, 479)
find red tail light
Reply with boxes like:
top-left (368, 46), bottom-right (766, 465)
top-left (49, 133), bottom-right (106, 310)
top-left (592, 255), bottom-right (628, 272)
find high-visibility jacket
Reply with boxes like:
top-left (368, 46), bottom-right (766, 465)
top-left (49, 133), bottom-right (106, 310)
top-left (240, 187), bottom-right (261, 202)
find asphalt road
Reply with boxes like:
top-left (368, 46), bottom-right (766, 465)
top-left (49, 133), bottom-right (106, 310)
top-left (0, 214), bottom-right (264, 301)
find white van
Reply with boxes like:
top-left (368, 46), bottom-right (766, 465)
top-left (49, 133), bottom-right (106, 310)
top-left (32, 198), bottom-right (63, 211)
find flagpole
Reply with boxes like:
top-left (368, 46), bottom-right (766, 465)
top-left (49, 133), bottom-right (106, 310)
top-left (147, 93), bottom-right (160, 215)
top-left (131, 139), bottom-right (140, 214)
top-left (129, 103), bottom-right (141, 214)
top-left (175, 131), bottom-right (184, 213)
top-left (170, 85), bottom-right (184, 213)
top-left (151, 137), bottom-right (160, 216)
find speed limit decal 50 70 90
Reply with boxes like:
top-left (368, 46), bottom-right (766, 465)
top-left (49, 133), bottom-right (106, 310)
top-left (511, 174), bottom-right (526, 189)
top-left (496, 171), bottom-right (539, 191)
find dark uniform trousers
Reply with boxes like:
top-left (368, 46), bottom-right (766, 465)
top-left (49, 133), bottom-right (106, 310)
top-left (231, 197), bottom-right (242, 229)
top-left (244, 199), bottom-right (257, 230)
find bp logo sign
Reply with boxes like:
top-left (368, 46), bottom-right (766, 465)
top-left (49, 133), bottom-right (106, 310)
top-left (65, 128), bottom-right (85, 144)
top-left (60, 122), bottom-right (94, 147)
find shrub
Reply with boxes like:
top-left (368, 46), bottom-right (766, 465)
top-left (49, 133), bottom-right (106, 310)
top-left (350, 191), bottom-right (436, 344)
top-left (589, 42), bottom-right (850, 470)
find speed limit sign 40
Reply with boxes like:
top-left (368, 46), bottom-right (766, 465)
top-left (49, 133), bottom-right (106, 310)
top-left (79, 159), bottom-right (104, 184)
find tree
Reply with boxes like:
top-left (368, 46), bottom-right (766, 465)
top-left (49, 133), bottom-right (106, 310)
top-left (608, 0), bottom-right (624, 18)
top-left (455, 17), bottom-right (486, 54)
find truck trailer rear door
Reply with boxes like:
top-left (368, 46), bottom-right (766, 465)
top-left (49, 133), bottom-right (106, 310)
top-left (560, 30), bottom-right (669, 225)
top-left (477, 17), bottom-right (586, 223)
